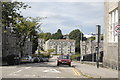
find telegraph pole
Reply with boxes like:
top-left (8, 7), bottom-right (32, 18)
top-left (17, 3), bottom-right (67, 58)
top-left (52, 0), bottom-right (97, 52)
top-left (96, 25), bottom-right (101, 68)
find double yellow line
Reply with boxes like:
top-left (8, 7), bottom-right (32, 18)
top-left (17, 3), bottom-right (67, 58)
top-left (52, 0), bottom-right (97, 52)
top-left (72, 68), bottom-right (81, 76)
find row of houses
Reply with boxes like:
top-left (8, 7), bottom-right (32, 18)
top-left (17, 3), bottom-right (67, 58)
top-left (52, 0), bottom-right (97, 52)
top-left (80, 39), bottom-right (103, 62)
top-left (38, 39), bottom-right (75, 55)
top-left (2, 27), bottom-right (33, 64)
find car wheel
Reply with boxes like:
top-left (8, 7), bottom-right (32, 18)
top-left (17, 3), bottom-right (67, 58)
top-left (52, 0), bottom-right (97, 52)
top-left (69, 63), bottom-right (71, 67)
top-left (57, 62), bottom-right (59, 66)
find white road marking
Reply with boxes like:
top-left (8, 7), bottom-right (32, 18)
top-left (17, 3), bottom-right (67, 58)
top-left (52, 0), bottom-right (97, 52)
top-left (16, 70), bottom-right (22, 73)
top-left (8, 67), bottom-right (31, 76)
top-left (25, 67), bottom-right (31, 69)
top-left (43, 69), bottom-right (61, 73)
top-left (24, 75), bottom-right (36, 77)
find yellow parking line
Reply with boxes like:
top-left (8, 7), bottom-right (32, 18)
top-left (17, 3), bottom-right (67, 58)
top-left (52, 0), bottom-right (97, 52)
top-left (72, 68), bottom-right (81, 76)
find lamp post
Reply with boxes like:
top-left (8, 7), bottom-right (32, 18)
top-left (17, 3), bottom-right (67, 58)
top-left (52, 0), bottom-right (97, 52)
top-left (76, 25), bottom-right (83, 62)
top-left (96, 25), bottom-right (101, 68)
top-left (90, 32), bottom-right (94, 62)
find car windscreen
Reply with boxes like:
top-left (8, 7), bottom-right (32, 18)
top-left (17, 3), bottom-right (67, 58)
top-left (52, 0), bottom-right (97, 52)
top-left (59, 55), bottom-right (70, 59)
top-left (22, 56), bottom-right (29, 59)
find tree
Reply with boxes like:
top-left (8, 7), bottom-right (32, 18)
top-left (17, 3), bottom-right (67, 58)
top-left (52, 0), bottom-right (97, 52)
top-left (44, 33), bottom-right (52, 41)
top-left (51, 29), bottom-right (63, 39)
top-left (88, 36), bottom-right (95, 41)
top-left (101, 35), bottom-right (103, 40)
top-left (69, 29), bottom-right (84, 53)
top-left (2, 2), bottom-right (30, 29)
top-left (47, 49), bottom-right (55, 57)
top-left (2, 2), bottom-right (32, 57)
top-left (14, 17), bottom-right (41, 57)
top-left (38, 32), bottom-right (52, 41)
top-left (38, 32), bottom-right (45, 38)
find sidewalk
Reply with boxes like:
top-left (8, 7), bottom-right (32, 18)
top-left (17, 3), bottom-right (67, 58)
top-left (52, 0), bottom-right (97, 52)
top-left (73, 61), bottom-right (118, 78)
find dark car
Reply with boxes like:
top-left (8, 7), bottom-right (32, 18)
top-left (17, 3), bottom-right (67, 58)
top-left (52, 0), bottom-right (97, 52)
top-left (57, 55), bottom-right (72, 67)
top-left (33, 57), bottom-right (40, 63)
top-left (42, 57), bottom-right (49, 62)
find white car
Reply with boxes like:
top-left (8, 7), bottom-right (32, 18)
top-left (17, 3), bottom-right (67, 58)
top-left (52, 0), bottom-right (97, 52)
top-left (20, 55), bottom-right (33, 63)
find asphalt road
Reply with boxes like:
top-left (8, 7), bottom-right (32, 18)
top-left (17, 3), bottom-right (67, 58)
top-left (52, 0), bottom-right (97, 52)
top-left (1, 56), bottom-right (85, 78)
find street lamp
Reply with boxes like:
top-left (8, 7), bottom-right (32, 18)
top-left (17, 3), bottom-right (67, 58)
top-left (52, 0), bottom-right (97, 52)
top-left (90, 32), bottom-right (94, 62)
top-left (76, 25), bottom-right (83, 62)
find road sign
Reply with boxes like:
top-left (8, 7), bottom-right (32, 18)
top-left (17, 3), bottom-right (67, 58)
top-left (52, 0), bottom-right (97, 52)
top-left (114, 25), bottom-right (120, 33)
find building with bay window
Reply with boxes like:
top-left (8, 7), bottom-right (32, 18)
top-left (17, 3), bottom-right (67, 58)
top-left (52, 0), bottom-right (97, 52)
top-left (45, 39), bottom-right (75, 55)
top-left (104, 1), bottom-right (118, 69)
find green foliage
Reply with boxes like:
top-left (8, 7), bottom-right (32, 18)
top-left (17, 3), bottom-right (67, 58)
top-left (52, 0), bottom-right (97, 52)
top-left (88, 36), bottom-right (95, 41)
top-left (52, 54), bottom-right (60, 55)
top-left (70, 53), bottom-right (80, 60)
top-left (51, 29), bottom-right (63, 39)
top-left (38, 29), bottom-right (63, 41)
top-left (38, 32), bottom-right (51, 41)
top-left (2, 2), bottom-right (30, 28)
top-left (48, 49), bottom-right (54, 53)
top-left (101, 35), bottom-right (103, 40)
top-left (44, 33), bottom-right (52, 41)
top-left (14, 17), bottom-right (41, 56)
top-left (2, 2), bottom-right (42, 57)
top-left (69, 29), bottom-right (84, 53)
top-left (69, 29), bottom-right (82, 39)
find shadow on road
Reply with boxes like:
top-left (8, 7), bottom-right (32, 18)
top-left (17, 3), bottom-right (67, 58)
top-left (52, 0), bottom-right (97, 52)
top-left (1, 59), bottom-right (76, 68)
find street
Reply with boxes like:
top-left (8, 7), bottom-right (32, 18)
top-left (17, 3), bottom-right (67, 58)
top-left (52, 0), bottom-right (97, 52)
top-left (2, 56), bottom-right (85, 78)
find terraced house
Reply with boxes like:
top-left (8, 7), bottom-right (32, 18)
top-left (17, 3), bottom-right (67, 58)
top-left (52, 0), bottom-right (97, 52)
top-left (45, 39), bottom-right (75, 55)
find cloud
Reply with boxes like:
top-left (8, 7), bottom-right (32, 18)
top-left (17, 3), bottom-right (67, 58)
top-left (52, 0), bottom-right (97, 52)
top-left (16, 0), bottom-right (105, 2)
top-left (20, 2), bottom-right (104, 34)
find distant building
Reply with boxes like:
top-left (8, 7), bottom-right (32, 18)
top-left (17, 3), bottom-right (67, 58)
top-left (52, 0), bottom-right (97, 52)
top-left (80, 39), bottom-right (103, 61)
top-left (23, 39), bottom-right (33, 56)
top-left (63, 35), bottom-right (69, 39)
top-left (2, 26), bottom-right (33, 64)
top-left (38, 38), bottom-right (45, 50)
top-left (104, 1), bottom-right (118, 69)
top-left (45, 39), bottom-right (75, 55)
top-left (2, 28), bottom-right (19, 57)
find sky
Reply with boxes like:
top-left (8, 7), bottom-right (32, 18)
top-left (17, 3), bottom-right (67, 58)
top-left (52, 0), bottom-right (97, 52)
top-left (17, 1), bottom-right (104, 35)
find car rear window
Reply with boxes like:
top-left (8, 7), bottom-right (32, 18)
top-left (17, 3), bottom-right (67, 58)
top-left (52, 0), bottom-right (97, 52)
top-left (59, 55), bottom-right (70, 59)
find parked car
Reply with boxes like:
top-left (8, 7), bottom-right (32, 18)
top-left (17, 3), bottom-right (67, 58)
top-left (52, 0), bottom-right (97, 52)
top-left (20, 55), bottom-right (33, 63)
top-left (6, 54), bottom-right (20, 65)
top-left (33, 57), bottom-right (40, 63)
top-left (42, 57), bottom-right (49, 62)
top-left (38, 57), bottom-right (44, 62)
top-left (57, 55), bottom-right (72, 67)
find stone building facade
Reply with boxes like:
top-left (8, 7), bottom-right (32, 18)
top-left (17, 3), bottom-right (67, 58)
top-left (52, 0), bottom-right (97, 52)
top-left (45, 39), bottom-right (75, 55)
top-left (23, 39), bottom-right (33, 56)
top-left (80, 40), bottom-right (103, 62)
top-left (104, 1), bottom-right (118, 69)
top-left (2, 26), bottom-right (33, 64)
top-left (38, 38), bottom-right (45, 50)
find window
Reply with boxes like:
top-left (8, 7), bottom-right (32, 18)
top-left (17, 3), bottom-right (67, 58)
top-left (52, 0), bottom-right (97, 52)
top-left (109, 9), bottom-right (118, 42)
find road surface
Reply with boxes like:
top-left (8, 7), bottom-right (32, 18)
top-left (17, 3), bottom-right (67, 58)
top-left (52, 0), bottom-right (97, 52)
top-left (1, 56), bottom-right (85, 78)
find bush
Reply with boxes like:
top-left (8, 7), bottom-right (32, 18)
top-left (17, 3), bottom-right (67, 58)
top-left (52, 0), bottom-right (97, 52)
top-left (70, 53), bottom-right (80, 61)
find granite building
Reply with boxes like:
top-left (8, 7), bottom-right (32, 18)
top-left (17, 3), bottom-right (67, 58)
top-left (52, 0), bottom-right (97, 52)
top-left (104, 1), bottom-right (118, 69)
top-left (80, 39), bottom-right (103, 62)
top-left (45, 39), bottom-right (75, 55)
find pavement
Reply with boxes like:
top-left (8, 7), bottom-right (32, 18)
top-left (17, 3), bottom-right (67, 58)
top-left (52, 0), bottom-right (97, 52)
top-left (73, 61), bottom-right (118, 78)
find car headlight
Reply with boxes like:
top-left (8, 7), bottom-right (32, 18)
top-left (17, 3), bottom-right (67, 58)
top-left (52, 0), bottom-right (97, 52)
top-left (69, 60), bottom-right (71, 62)
top-left (58, 60), bottom-right (61, 62)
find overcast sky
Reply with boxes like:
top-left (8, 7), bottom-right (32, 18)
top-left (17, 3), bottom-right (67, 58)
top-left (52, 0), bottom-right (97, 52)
top-left (19, 2), bottom-right (104, 35)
